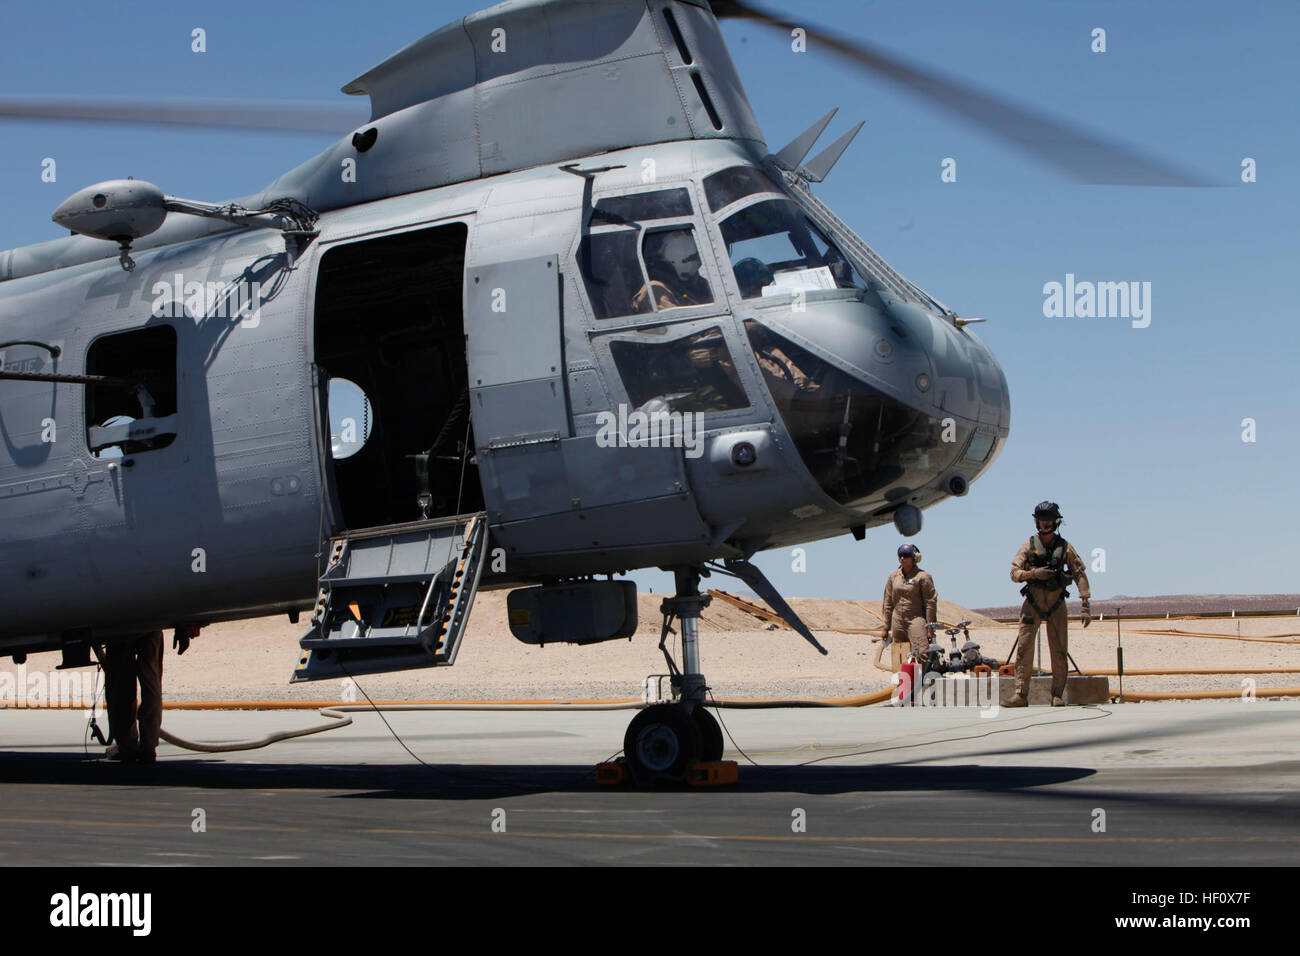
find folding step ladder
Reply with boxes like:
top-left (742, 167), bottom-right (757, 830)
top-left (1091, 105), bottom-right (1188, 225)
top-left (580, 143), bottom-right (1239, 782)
top-left (292, 512), bottom-right (488, 682)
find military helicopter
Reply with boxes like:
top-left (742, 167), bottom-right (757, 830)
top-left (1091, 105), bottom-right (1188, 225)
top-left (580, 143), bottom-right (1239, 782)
top-left (0, 0), bottom-right (1204, 784)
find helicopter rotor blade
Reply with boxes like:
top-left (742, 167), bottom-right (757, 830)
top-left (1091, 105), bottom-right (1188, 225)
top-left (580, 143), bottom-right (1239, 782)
top-left (712, 0), bottom-right (1215, 186)
top-left (0, 96), bottom-right (367, 135)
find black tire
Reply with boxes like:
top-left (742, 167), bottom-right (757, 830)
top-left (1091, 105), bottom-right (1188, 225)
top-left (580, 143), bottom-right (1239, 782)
top-left (691, 706), bottom-right (725, 763)
top-left (624, 704), bottom-right (702, 786)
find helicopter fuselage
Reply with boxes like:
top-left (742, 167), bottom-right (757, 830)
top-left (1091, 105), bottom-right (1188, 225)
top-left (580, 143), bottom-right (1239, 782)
top-left (0, 136), bottom-right (1007, 657)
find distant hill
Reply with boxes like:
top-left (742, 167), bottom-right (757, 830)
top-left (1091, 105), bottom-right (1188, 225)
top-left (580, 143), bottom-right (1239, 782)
top-left (975, 593), bottom-right (1300, 620)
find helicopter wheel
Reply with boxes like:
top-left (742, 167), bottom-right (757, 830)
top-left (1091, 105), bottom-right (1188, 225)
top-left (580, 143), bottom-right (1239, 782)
top-left (691, 705), bottom-right (725, 763)
top-left (624, 703), bottom-right (701, 786)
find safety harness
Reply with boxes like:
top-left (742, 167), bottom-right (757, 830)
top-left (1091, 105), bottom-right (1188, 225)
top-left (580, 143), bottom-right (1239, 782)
top-left (1021, 533), bottom-right (1073, 619)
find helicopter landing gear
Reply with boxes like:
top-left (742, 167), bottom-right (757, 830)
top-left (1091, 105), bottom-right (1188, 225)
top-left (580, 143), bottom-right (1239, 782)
top-left (692, 706), bottom-right (724, 763)
top-left (619, 703), bottom-right (728, 785)
top-left (623, 703), bottom-right (701, 785)
top-left (617, 568), bottom-right (732, 786)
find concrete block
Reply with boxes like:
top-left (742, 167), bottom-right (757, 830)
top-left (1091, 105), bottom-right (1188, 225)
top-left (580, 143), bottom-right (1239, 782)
top-left (999, 674), bottom-right (1110, 705)
top-left (892, 673), bottom-right (1110, 707)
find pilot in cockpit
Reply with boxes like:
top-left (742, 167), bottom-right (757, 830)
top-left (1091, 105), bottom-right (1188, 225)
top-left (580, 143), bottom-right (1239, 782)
top-left (632, 230), bottom-right (714, 313)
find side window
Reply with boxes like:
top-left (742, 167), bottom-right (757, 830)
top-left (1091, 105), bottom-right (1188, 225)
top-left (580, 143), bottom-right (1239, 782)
top-left (578, 187), bottom-right (717, 320)
top-left (85, 325), bottom-right (178, 458)
top-left (579, 230), bottom-right (646, 319)
top-left (703, 165), bottom-right (781, 212)
top-left (719, 199), bottom-right (859, 299)
top-left (963, 431), bottom-right (995, 464)
top-left (804, 220), bottom-right (870, 292)
top-left (610, 326), bottom-right (747, 414)
top-left (580, 226), bottom-right (714, 319)
top-left (591, 187), bottom-right (693, 225)
top-left (638, 228), bottom-right (714, 312)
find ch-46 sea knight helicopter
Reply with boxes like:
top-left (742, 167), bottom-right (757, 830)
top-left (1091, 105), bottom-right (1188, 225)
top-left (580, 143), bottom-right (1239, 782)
top-left (0, 0), bottom-right (1207, 783)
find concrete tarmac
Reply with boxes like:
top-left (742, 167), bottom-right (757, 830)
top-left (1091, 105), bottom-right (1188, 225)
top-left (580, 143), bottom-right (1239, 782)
top-left (1, 701), bottom-right (1297, 865)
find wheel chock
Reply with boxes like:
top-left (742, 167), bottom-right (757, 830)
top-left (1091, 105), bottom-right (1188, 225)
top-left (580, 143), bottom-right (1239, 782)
top-left (595, 759), bottom-right (629, 786)
top-left (687, 760), bottom-right (738, 787)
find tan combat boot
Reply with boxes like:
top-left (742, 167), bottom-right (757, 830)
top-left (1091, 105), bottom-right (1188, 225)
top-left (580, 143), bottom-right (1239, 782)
top-left (1051, 696), bottom-right (1065, 707)
top-left (1003, 694), bottom-right (1028, 708)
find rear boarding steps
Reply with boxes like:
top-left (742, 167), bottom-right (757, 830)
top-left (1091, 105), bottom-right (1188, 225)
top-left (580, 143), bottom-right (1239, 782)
top-left (293, 513), bottom-right (488, 682)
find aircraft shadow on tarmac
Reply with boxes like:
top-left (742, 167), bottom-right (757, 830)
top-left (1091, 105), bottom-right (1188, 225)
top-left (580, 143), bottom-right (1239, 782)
top-left (2, 754), bottom-right (1295, 831)
top-left (0, 751), bottom-right (1096, 799)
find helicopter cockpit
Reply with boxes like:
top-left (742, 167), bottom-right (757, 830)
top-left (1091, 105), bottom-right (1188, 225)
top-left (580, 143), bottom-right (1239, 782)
top-left (578, 188), bottom-right (718, 319)
top-left (702, 166), bottom-right (873, 302)
top-left (718, 198), bottom-right (869, 300)
top-left (742, 319), bottom-right (980, 512)
top-left (574, 158), bottom-right (1006, 530)
top-left (576, 165), bottom-right (877, 322)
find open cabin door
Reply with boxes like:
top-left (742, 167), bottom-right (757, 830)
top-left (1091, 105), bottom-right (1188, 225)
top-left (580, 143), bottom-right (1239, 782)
top-left (293, 513), bottom-right (487, 681)
top-left (314, 222), bottom-right (482, 531)
top-left (300, 222), bottom-right (490, 680)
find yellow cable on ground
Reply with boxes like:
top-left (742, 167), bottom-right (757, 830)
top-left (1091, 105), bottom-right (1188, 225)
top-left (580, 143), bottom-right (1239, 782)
top-left (1126, 629), bottom-right (1300, 644)
top-left (164, 698), bottom-right (644, 709)
top-left (0, 698), bottom-right (644, 710)
top-left (156, 701), bottom-right (646, 753)
top-left (12, 691), bottom-right (899, 755)
top-left (1082, 668), bottom-right (1300, 676)
top-left (710, 689), bottom-right (896, 707)
top-left (156, 692), bottom-right (898, 752)
top-left (5, 692), bottom-right (899, 712)
top-left (853, 601), bottom-right (886, 625)
top-left (1120, 688), bottom-right (1300, 700)
top-left (158, 708), bottom-right (352, 752)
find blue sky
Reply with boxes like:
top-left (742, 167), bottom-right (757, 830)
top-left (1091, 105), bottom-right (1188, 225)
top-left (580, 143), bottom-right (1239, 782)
top-left (1, 0), bottom-right (1296, 607)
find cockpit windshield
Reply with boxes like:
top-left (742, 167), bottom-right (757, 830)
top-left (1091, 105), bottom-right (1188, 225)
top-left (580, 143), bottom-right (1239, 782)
top-left (703, 165), bottom-right (781, 212)
top-left (744, 320), bottom-right (967, 511)
top-left (719, 199), bottom-right (867, 299)
top-left (580, 227), bottom-right (714, 318)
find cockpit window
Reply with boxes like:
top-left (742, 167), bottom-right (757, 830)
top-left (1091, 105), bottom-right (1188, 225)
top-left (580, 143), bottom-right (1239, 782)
top-left (703, 165), bottom-right (781, 212)
top-left (636, 229), bottom-right (714, 311)
top-left (963, 431), bottom-right (995, 463)
top-left (611, 326), bottom-right (747, 414)
top-left (579, 230), bottom-right (644, 319)
top-left (580, 227), bottom-right (713, 319)
top-left (744, 320), bottom-right (967, 510)
top-left (720, 199), bottom-right (864, 299)
top-left (803, 220), bottom-right (871, 291)
top-left (592, 187), bottom-right (693, 226)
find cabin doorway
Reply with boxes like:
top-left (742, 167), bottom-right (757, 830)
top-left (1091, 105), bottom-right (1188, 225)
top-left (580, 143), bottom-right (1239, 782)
top-left (314, 222), bottom-right (482, 529)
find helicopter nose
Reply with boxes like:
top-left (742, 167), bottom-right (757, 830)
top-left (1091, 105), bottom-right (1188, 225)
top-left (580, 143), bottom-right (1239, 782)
top-left (747, 295), bottom-right (1009, 436)
top-left (741, 295), bottom-right (1009, 511)
top-left (882, 299), bottom-right (1010, 439)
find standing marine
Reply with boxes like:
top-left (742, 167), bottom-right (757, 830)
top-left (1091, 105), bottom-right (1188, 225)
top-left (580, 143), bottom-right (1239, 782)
top-left (879, 543), bottom-right (938, 672)
top-left (1007, 501), bottom-right (1091, 707)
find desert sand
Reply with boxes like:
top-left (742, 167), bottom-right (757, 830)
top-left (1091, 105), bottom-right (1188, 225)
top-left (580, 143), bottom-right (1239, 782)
top-left (6, 591), bottom-right (1296, 704)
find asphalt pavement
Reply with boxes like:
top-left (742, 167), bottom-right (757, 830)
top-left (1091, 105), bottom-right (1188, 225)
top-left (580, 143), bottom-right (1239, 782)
top-left (1, 701), bottom-right (1297, 865)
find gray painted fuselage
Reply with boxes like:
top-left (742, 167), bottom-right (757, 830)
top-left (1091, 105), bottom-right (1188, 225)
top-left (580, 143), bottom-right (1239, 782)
top-left (0, 0), bottom-right (1009, 657)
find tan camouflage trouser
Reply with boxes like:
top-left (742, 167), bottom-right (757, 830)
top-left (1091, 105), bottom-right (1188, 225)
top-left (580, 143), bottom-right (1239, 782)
top-left (889, 617), bottom-right (931, 671)
top-left (1013, 600), bottom-right (1069, 699)
top-left (105, 631), bottom-right (164, 754)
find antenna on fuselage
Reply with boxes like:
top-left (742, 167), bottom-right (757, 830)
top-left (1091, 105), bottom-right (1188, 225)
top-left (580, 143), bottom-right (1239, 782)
top-left (52, 179), bottom-right (320, 272)
top-left (770, 108), bottom-right (864, 183)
